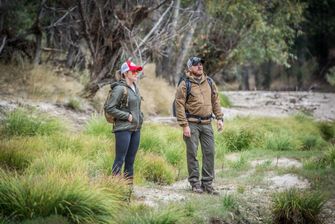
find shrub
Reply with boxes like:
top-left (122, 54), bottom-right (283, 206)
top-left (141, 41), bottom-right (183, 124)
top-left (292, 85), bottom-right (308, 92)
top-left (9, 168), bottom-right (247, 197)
top-left (1, 109), bottom-right (62, 137)
top-left (84, 115), bottom-right (113, 137)
top-left (272, 189), bottom-right (325, 224)
top-left (0, 171), bottom-right (118, 223)
top-left (139, 153), bottom-right (176, 185)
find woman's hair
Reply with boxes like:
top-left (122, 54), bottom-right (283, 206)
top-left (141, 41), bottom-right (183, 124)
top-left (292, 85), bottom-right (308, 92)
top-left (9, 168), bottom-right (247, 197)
top-left (115, 70), bottom-right (124, 80)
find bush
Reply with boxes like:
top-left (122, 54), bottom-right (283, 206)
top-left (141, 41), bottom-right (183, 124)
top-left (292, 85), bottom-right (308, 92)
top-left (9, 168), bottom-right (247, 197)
top-left (1, 109), bottom-right (62, 137)
top-left (139, 153), bottom-right (176, 185)
top-left (0, 171), bottom-right (118, 223)
top-left (272, 189), bottom-right (325, 224)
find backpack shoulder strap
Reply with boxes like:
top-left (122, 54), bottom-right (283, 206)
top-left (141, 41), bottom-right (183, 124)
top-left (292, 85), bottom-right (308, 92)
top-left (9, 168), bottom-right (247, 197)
top-left (122, 86), bottom-right (128, 107)
top-left (207, 77), bottom-right (214, 95)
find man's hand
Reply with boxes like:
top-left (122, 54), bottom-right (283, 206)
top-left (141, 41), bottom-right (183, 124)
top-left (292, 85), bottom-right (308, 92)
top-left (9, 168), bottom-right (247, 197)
top-left (183, 126), bottom-right (191, 137)
top-left (128, 114), bottom-right (133, 122)
top-left (217, 119), bottom-right (224, 133)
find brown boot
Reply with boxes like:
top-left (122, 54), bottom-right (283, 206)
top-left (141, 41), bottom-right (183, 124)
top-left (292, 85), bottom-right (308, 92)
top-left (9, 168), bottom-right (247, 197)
top-left (191, 184), bottom-right (204, 194)
top-left (202, 185), bottom-right (219, 195)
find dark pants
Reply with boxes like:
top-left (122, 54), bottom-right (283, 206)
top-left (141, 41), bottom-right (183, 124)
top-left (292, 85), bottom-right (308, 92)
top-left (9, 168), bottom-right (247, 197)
top-left (112, 130), bottom-right (140, 178)
top-left (183, 123), bottom-right (215, 187)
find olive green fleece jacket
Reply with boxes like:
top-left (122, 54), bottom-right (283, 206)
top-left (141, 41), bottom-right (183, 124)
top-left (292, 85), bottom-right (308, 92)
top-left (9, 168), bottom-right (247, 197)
top-left (105, 80), bottom-right (143, 132)
top-left (175, 72), bottom-right (223, 127)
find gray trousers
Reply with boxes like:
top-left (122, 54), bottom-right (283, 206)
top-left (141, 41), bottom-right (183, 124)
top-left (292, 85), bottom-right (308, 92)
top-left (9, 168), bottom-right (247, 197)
top-left (183, 123), bottom-right (215, 187)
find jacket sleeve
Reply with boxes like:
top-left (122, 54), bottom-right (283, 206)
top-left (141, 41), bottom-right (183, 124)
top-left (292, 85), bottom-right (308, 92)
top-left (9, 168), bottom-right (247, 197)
top-left (211, 81), bottom-right (224, 120)
top-left (105, 86), bottom-right (130, 120)
top-left (175, 81), bottom-right (188, 127)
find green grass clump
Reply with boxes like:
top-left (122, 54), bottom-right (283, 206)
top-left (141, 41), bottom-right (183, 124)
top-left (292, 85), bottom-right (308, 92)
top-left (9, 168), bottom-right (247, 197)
top-left (21, 215), bottom-right (69, 224)
top-left (26, 151), bottom-right (87, 176)
top-left (1, 109), bottom-right (62, 137)
top-left (265, 133), bottom-right (297, 151)
top-left (219, 93), bottom-right (232, 108)
top-left (317, 121), bottom-right (335, 142)
top-left (66, 98), bottom-right (83, 111)
top-left (139, 153), bottom-right (176, 185)
top-left (221, 128), bottom-right (254, 151)
top-left (272, 188), bottom-right (325, 224)
top-left (221, 194), bottom-right (237, 210)
top-left (84, 115), bottom-right (113, 137)
top-left (0, 171), bottom-right (118, 223)
top-left (118, 205), bottom-right (186, 224)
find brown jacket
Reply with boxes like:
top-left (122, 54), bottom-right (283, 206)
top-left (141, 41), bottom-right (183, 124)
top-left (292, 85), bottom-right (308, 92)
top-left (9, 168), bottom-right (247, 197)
top-left (175, 72), bottom-right (223, 127)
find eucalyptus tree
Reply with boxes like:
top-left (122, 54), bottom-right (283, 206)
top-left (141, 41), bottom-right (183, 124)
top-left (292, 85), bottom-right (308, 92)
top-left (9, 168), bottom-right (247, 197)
top-left (194, 0), bottom-right (305, 89)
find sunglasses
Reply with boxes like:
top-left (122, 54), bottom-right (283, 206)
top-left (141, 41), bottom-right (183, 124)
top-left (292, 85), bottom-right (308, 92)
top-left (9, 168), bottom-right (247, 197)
top-left (129, 70), bottom-right (139, 76)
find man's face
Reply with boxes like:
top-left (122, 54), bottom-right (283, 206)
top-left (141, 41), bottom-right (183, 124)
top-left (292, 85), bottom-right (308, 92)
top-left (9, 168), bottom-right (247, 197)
top-left (189, 62), bottom-right (203, 76)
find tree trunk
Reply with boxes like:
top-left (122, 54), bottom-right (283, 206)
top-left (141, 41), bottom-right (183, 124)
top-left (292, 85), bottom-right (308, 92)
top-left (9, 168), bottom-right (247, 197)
top-left (241, 65), bottom-right (250, 90)
top-left (33, 0), bottom-right (46, 65)
top-left (156, 0), bottom-right (180, 78)
top-left (173, 0), bottom-right (204, 85)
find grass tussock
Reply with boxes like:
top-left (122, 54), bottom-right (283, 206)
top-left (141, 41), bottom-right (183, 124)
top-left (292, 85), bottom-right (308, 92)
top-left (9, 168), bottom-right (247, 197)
top-left (272, 188), bottom-right (325, 224)
top-left (0, 63), bottom-right (83, 103)
top-left (1, 109), bottom-right (63, 137)
top-left (139, 152), bottom-right (176, 185)
top-left (84, 115), bottom-right (113, 138)
top-left (217, 116), bottom-right (328, 152)
top-left (219, 92), bottom-right (232, 108)
top-left (139, 63), bottom-right (175, 116)
top-left (117, 204), bottom-right (187, 224)
top-left (0, 171), bottom-right (119, 224)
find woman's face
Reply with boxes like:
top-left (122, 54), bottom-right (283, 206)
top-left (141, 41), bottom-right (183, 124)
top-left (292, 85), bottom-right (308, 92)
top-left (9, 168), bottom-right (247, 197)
top-left (125, 70), bottom-right (139, 82)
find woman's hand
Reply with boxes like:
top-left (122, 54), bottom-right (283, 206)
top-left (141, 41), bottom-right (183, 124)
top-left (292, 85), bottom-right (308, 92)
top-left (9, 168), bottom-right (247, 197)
top-left (128, 114), bottom-right (133, 122)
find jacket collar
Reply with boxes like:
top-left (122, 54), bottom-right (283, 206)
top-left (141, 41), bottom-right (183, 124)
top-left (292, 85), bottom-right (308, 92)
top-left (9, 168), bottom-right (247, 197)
top-left (185, 71), bottom-right (207, 84)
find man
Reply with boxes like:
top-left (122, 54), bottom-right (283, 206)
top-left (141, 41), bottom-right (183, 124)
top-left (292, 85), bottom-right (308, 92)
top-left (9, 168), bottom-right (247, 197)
top-left (175, 56), bottom-right (224, 194)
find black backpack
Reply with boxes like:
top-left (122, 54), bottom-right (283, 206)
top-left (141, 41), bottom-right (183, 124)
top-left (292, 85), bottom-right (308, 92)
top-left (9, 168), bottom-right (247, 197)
top-left (172, 75), bottom-right (214, 117)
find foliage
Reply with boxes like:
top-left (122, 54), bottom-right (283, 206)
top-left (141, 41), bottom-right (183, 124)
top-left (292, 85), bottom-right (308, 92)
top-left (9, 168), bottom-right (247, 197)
top-left (139, 153), bottom-right (176, 185)
top-left (84, 115), bottom-right (113, 138)
top-left (1, 109), bottom-right (63, 137)
top-left (118, 205), bottom-right (186, 224)
top-left (199, 0), bottom-right (304, 75)
top-left (272, 188), bottom-right (325, 224)
top-left (219, 93), bottom-right (232, 108)
top-left (0, 171), bottom-right (119, 224)
top-left (326, 67), bottom-right (335, 86)
top-left (220, 128), bottom-right (254, 151)
top-left (318, 121), bottom-right (335, 142)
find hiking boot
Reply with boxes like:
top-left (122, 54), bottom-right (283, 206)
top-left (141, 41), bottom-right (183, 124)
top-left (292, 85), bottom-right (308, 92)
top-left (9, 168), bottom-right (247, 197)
top-left (202, 185), bottom-right (219, 195)
top-left (191, 185), bottom-right (204, 194)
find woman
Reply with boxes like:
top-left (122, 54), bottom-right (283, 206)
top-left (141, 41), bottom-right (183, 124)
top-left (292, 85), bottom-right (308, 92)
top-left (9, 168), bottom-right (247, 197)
top-left (105, 60), bottom-right (144, 184)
